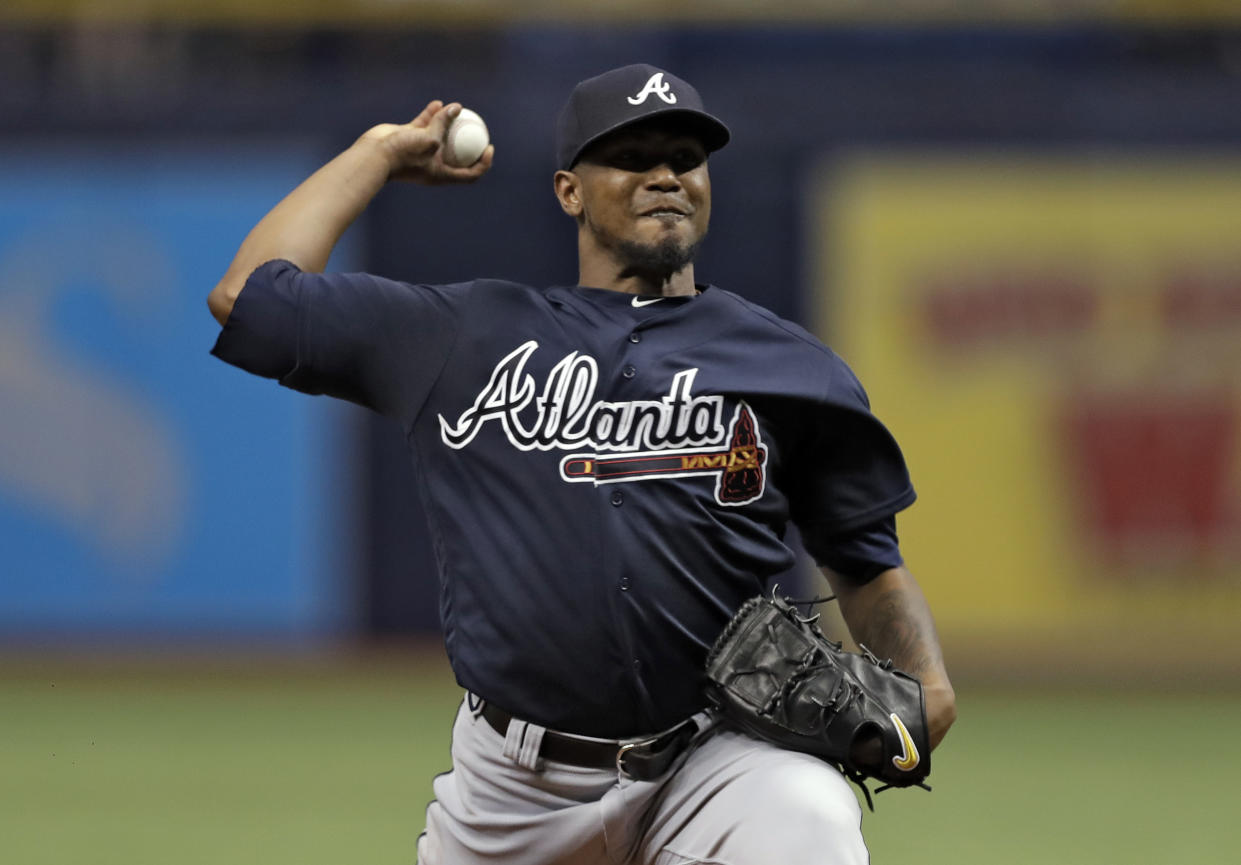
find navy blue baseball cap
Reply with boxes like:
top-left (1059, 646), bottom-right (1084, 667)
top-left (556, 64), bottom-right (731, 170)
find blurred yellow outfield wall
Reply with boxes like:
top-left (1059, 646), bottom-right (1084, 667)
top-left (814, 156), bottom-right (1241, 676)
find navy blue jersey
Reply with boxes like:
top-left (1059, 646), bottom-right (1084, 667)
top-left (212, 260), bottom-right (916, 737)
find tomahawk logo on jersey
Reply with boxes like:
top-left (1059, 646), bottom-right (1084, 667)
top-left (438, 340), bottom-right (768, 505)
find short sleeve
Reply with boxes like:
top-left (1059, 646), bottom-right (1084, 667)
top-left (802, 515), bottom-right (904, 584)
top-left (787, 351), bottom-right (916, 557)
top-left (210, 259), bottom-right (471, 424)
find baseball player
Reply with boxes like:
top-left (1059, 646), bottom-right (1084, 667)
top-left (208, 65), bottom-right (956, 864)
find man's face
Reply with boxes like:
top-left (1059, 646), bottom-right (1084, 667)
top-left (567, 122), bottom-right (711, 279)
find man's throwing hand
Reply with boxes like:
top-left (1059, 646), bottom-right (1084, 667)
top-left (361, 101), bottom-right (495, 185)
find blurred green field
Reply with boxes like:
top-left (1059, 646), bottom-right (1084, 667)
top-left (3, 653), bottom-right (1239, 865)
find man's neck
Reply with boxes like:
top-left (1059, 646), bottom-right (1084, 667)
top-left (577, 260), bottom-right (698, 297)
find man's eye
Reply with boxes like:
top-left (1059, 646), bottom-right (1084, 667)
top-left (672, 150), bottom-right (704, 172)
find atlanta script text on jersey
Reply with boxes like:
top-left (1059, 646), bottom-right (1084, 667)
top-left (438, 340), bottom-right (767, 505)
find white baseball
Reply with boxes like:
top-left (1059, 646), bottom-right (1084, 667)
top-left (444, 108), bottom-right (490, 167)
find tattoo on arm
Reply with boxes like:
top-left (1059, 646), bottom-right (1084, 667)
top-left (851, 587), bottom-right (943, 680)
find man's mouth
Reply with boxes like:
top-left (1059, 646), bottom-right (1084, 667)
top-left (640, 207), bottom-right (688, 220)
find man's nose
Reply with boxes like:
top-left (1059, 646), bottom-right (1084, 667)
top-left (644, 163), bottom-right (682, 190)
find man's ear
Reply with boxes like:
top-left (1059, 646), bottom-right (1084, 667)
top-left (554, 169), bottom-right (584, 219)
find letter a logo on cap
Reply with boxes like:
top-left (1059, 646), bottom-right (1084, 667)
top-left (628, 72), bottom-right (678, 106)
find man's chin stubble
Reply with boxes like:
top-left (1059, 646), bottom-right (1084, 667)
top-left (616, 235), bottom-right (703, 281)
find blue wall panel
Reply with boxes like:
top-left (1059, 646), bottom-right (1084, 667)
top-left (0, 143), bottom-right (355, 638)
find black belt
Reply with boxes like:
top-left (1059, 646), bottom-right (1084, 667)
top-left (479, 702), bottom-right (699, 781)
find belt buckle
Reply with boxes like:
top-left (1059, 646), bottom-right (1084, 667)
top-left (615, 737), bottom-right (658, 779)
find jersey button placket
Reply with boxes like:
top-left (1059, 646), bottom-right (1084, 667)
top-left (609, 338), bottom-right (643, 699)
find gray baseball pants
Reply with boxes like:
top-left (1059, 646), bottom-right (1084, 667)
top-left (416, 697), bottom-right (868, 865)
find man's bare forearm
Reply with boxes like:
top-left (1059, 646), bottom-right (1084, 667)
top-left (824, 565), bottom-right (957, 748)
top-left (833, 566), bottom-right (945, 679)
top-left (207, 101), bottom-right (495, 326)
top-left (206, 137), bottom-right (392, 324)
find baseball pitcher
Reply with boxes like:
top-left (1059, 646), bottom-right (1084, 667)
top-left (208, 64), bottom-right (957, 865)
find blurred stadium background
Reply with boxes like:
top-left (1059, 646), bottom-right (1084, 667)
top-left (3, 1), bottom-right (1241, 863)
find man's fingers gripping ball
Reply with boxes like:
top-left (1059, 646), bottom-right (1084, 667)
top-left (410, 99), bottom-right (445, 128)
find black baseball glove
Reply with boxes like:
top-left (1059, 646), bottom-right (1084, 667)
top-left (704, 591), bottom-right (930, 806)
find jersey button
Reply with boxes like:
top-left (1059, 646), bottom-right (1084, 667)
top-left (619, 576), bottom-right (631, 591)
top-left (628, 332), bottom-right (641, 344)
top-left (622, 364), bottom-right (637, 379)
top-left (632, 659), bottom-right (642, 670)
top-left (610, 490), bottom-right (624, 506)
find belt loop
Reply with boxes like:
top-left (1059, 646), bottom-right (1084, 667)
top-left (502, 718), bottom-right (545, 771)
top-left (519, 724), bottom-right (544, 769)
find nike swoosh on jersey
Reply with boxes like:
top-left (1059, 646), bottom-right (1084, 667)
top-left (632, 296), bottom-right (665, 307)
top-left (890, 712), bottom-right (921, 771)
